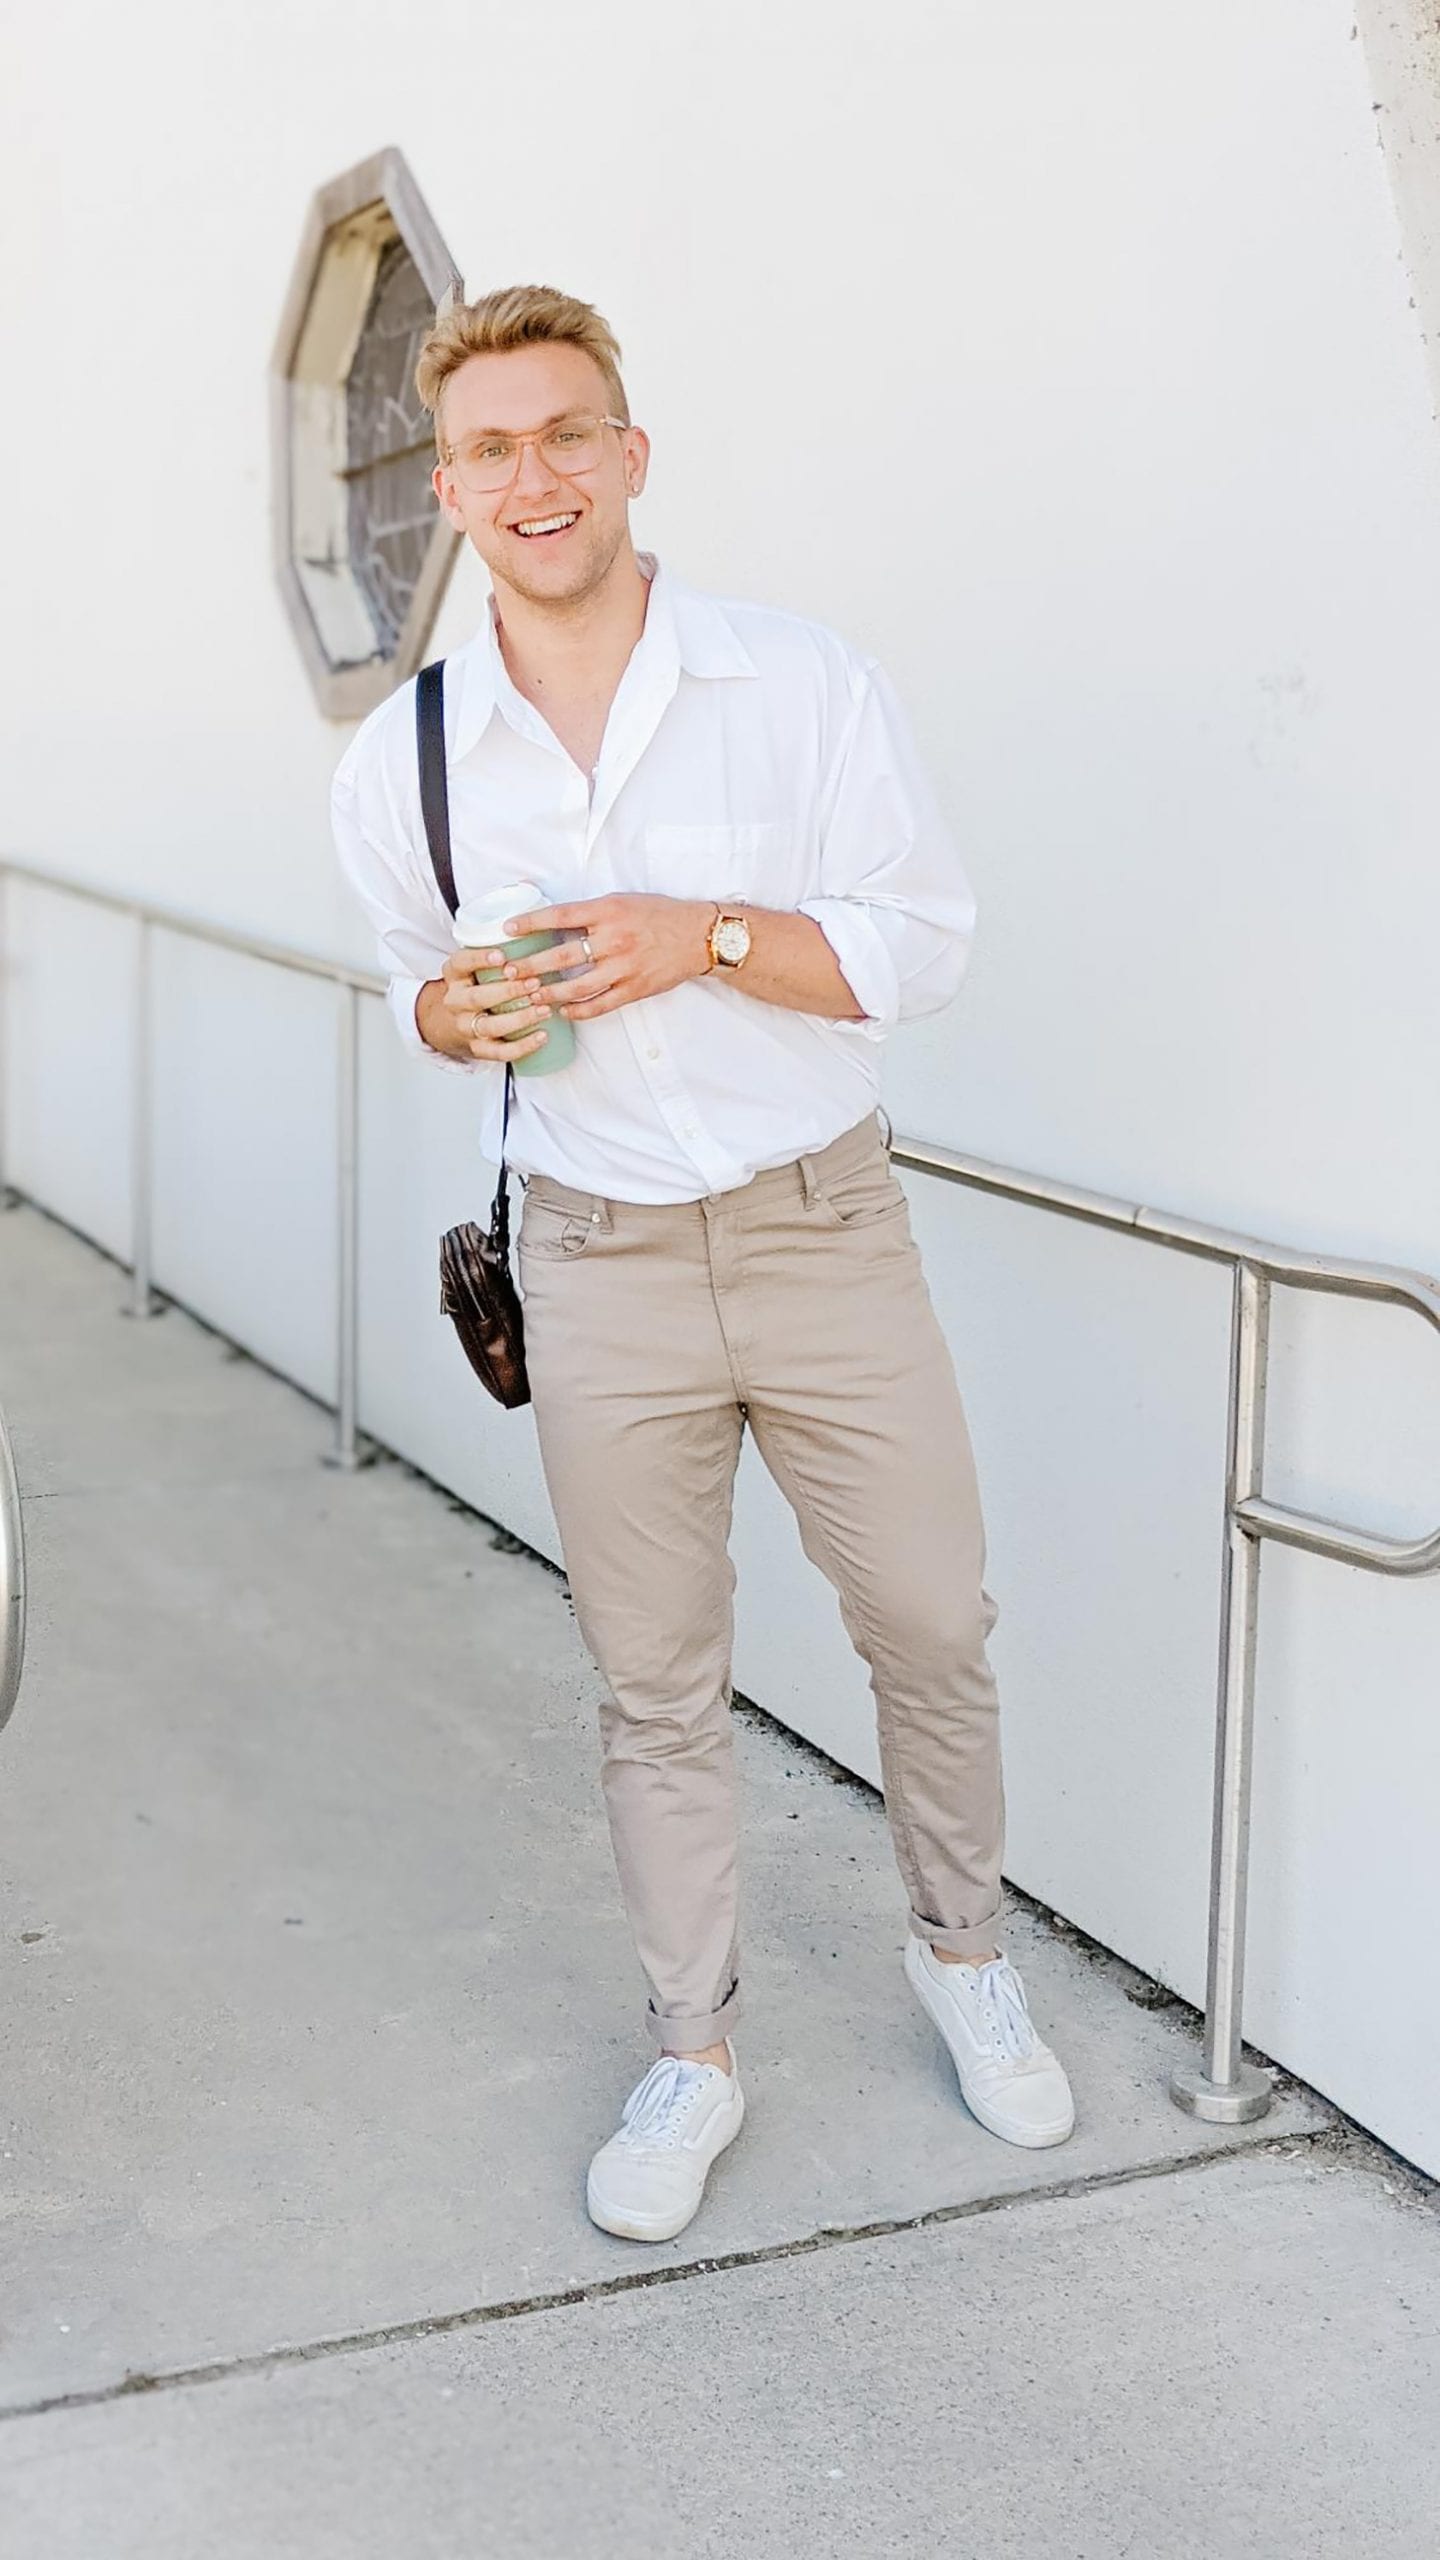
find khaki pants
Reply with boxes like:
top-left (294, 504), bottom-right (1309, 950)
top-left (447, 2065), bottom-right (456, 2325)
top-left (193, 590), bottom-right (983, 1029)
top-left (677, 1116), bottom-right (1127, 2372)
top-left (517, 1111), bottom-right (1005, 2051)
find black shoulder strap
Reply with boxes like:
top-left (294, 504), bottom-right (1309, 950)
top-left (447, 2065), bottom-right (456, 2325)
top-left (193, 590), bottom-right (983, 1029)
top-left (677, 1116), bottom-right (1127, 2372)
top-left (415, 660), bottom-right (458, 918)
top-left (415, 655), bottom-right (516, 1201)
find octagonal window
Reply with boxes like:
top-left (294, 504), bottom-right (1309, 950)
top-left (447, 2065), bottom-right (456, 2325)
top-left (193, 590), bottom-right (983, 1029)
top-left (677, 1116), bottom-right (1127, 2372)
top-left (272, 149), bottom-right (462, 720)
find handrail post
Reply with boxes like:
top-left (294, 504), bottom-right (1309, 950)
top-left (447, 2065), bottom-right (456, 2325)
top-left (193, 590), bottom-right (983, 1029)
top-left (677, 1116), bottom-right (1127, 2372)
top-left (0, 1405), bottom-right (26, 1733)
top-left (1171, 1259), bottom-right (1274, 2122)
top-left (126, 917), bottom-right (156, 1320)
top-left (324, 978), bottom-right (364, 1471)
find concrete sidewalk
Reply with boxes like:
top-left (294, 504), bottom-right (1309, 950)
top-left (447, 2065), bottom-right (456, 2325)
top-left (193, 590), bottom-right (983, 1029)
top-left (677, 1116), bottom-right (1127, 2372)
top-left (0, 1200), bottom-right (1436, 2557)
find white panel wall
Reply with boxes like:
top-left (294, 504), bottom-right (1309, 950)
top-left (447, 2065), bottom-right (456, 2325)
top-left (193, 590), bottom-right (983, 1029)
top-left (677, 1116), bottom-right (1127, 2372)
top-left (149, 937), bottom-right (339, 1399)
top-left (3, 884), bottom-right (136, 1260)
top-left (3, 0), bottom-right (1440, 2168)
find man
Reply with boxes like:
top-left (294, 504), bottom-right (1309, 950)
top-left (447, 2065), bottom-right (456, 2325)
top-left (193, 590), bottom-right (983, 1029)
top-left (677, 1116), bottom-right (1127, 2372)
top-left (332, 284), bottom-right (1074, 2244)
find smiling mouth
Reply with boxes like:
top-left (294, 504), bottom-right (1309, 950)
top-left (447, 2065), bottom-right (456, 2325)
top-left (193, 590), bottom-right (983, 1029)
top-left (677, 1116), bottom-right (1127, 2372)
top-left (511, 511), bottom-right (580, 538)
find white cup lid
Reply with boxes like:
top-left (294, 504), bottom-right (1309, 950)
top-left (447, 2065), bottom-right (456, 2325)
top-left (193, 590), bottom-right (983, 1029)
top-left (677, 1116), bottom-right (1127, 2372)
top-left (452, 883), bottom-right (545, 943)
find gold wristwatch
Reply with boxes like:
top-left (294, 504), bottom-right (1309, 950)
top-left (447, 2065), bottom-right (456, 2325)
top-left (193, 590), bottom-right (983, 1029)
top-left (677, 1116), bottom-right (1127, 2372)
top-left (706, 903), bottom-right (752, 972)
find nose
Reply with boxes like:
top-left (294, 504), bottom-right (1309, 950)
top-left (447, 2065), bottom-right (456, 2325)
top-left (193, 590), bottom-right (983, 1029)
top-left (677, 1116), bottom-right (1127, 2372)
top-left (508, 436), bottom-right (563, 505)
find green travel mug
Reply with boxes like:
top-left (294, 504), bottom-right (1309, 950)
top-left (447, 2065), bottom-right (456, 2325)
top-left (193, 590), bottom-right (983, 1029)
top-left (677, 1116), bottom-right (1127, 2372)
top-left (452, 880), bottom-right (577, 1078)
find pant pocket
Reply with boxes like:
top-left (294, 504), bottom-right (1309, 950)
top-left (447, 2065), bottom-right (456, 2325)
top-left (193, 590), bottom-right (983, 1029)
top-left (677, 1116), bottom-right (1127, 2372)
top-left (519, 1197), bottom-right (599, 1260)
top-left (814, 1160), bottom-right (910, 1230)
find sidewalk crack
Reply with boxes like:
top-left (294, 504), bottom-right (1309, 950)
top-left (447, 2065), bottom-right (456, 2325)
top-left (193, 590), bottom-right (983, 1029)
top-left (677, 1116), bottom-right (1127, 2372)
top-left (0, 2126), bottom-right (1332, 2425)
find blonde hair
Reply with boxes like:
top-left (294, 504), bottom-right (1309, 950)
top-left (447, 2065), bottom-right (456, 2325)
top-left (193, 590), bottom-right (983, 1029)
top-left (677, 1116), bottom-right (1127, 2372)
top-left (415, 284), bottom-right (629, 453)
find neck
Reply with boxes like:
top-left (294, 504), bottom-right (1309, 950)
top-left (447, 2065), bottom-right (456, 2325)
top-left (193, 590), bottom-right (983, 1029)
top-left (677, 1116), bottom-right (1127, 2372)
top-left (492, 540), bottom-right (650, 708)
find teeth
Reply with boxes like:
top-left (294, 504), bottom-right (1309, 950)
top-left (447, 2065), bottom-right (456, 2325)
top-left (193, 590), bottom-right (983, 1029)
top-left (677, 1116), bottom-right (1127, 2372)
top-left (515, 513), bottom-right (578, 536)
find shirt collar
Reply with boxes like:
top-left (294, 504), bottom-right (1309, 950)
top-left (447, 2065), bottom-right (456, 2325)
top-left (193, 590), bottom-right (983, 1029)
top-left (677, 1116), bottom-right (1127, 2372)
top-left (447, 553), bottom-right (755, 762)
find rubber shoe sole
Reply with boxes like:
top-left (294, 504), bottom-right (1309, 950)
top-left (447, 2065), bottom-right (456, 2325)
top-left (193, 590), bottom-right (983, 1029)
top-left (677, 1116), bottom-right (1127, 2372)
top-left (906, 1940), bottom-right (1075, 2149)
top-left (586, 2081), bottom-right (746, 2242)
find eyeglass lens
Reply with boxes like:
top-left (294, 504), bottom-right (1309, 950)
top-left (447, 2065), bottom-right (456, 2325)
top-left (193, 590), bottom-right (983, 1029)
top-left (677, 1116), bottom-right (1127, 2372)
top-left (450, 416), bottom-right (609, 491)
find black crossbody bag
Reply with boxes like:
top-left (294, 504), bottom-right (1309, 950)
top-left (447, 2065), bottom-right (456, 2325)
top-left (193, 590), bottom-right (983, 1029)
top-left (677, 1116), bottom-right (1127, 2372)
top-left (415, 659), bottom-right (530, 1409)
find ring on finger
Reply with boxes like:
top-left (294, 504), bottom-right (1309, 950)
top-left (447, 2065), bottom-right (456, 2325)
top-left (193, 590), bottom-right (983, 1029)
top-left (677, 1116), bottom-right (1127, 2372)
top-left (580, 933), bottom-right (595, 964)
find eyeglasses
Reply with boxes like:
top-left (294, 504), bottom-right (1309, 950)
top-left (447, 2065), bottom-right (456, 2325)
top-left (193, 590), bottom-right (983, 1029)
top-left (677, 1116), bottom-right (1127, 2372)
top-left (441, 412), bottom-right (628, 494)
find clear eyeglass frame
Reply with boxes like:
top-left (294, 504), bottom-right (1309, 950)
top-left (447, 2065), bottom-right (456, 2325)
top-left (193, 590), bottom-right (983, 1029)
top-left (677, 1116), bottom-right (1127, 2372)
top-left (441, 413), bottom-right (629, 494)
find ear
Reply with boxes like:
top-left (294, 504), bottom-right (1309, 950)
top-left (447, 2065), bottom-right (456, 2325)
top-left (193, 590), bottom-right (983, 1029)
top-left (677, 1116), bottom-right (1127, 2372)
top-left (432, 459), bottom-right (469, 534)
top-left (622, 425), bottom-right (652, 499)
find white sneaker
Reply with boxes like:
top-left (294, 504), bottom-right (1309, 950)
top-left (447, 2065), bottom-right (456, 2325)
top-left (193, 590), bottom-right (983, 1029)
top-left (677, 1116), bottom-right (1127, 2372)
top-left (905, 1940), bottom-right (1075, 2149)
top-left (586, 2045), bottom-right (745, 2242)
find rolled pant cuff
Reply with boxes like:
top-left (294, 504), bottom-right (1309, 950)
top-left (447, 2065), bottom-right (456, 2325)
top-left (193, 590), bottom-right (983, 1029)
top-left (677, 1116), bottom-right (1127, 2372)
top-left (910, 1908), bottom-right (1003, 1960)
top-left (646, 1976), bottom-right (741, 2053)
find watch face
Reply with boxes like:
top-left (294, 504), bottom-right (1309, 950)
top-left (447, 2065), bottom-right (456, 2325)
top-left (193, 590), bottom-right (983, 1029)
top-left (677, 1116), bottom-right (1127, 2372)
top-left (714, 916), bottom-right (751, 966)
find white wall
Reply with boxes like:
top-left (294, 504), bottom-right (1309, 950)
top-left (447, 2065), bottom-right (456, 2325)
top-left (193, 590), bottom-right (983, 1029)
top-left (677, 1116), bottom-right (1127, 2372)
top-left (4, 0), bottom-right (1440, 2170)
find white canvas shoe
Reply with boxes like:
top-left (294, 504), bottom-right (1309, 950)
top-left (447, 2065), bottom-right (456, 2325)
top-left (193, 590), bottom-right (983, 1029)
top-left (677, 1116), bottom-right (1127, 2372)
top-left (586, 2045), bottom-right (745, 2242)
top-left (905, 1940), bottom-right (1076, 2149)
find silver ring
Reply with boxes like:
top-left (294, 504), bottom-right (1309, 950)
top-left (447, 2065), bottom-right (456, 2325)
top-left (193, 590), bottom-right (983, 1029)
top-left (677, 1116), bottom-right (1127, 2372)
top-left (580, 934), bottom-right (595, 965)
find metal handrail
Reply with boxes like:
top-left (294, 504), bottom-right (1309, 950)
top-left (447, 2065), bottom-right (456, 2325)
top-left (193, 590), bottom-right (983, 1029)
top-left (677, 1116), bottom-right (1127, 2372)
top-left (0, 857), bottom-right (386, 995)
top-left (4, 857), bottom-right (1440, 2120)
top-left (0, 1400), bottom-right (25, 1733)
top-left (0, 860), bottom-right (382, 1440)
top-left (893, 1141), bottom-right (1440, 1579)
top-left (893, 1137), bottom-right (1440, 2123)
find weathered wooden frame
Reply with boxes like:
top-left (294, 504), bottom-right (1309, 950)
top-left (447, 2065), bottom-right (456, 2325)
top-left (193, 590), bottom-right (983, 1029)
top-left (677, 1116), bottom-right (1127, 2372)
top-left (271, 147), bottom-right (463, 721)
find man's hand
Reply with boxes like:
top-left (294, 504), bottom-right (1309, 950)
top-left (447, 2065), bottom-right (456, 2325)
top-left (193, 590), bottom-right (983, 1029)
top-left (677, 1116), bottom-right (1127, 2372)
top-left (504, 895), bottom-right (713, 1022)
top-left (417, 947), bottom-right (559, 1064)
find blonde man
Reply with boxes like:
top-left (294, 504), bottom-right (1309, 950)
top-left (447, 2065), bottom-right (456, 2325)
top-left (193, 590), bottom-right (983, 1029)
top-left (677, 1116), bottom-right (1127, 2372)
top-left (333, 284), bottom-right (1074, 2243)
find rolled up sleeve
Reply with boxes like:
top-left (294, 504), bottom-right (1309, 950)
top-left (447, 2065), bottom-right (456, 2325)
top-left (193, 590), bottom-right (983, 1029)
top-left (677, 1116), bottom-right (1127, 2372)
top-left (331, 736), bottom-right (489, 1077)
top-left (798, 661), bottom-right (976, 1040)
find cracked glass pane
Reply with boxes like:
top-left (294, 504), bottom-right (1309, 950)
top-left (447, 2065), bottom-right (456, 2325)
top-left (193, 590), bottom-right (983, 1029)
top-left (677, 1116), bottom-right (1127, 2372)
top-left (345, 238), bottom-right (436, 658)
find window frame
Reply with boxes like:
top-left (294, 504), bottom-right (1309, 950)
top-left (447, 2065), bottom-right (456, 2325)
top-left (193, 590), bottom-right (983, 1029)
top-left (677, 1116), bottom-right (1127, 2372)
top-left (271, 147), bottom-right (461, 721)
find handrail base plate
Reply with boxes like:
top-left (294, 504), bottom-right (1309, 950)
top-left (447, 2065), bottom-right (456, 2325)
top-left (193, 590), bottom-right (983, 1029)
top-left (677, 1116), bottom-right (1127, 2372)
top-left (1169, 2057), bottom-right (1273, 2123)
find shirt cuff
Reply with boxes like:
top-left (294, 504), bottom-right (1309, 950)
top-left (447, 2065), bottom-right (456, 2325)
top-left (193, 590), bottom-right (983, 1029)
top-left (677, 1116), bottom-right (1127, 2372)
top-left (386, 974), bottom-right (490, 1073)
top-left (797, 899), bottom-right (900, 1040)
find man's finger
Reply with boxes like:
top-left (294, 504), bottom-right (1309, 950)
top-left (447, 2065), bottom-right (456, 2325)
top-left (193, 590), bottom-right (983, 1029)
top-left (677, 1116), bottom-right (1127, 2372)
top-left (560, 986), bottom-right (630, 1021)
top-left (533, 936), bottom-right (593, 979)
top-left (549, 962), bottom-right (621, 1008)
top-left (443, 946), bottom-right (495, 977)
top-left (503, 902), bottom-right (606, 937)
top-left (446, 976), bottom-right (548, 1018)
top-left (470, 1025), bottom-right (551, 1060)
top-left (465, 1006), bottom-right (550, 1048)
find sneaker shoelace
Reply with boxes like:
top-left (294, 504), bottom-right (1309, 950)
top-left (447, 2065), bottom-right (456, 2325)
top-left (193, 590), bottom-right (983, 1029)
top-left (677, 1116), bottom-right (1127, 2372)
top-left (974, 1959), bottom-right (1040, 2064)
top-left (617, 2055), bottom-right (708, 2152)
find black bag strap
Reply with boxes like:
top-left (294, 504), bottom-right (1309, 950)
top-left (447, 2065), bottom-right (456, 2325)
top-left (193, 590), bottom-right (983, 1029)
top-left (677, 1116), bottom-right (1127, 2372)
top-left (415, 659), bottom-right (515, 1227)
top-left (490, 1062), bottom-right (515, 1254)
top-left (415, 660), bottom-right (458, 918)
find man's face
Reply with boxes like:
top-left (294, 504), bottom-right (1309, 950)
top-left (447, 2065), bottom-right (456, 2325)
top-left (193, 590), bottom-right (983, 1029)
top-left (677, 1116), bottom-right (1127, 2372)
top-left (431, 342), bottom-right (650, 609)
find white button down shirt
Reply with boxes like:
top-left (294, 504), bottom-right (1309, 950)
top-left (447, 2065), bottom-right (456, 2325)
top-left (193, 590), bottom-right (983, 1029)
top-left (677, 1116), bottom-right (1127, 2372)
top-left (331, 556), bottom-right (976, 1203)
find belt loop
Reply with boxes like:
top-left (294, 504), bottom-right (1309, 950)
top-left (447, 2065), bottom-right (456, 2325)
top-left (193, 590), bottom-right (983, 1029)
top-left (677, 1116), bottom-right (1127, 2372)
top-left (877, 1105), bottom-right (894, 1154)
top-left (798, 1150), bottom-right (821, 1207)
top-left (591, 1192), bottom-right (614, 1232)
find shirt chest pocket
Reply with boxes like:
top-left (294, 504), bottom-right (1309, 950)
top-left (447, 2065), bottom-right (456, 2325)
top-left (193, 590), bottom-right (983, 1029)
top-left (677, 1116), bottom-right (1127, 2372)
top-left (639, 821), bottom-right (792, 904)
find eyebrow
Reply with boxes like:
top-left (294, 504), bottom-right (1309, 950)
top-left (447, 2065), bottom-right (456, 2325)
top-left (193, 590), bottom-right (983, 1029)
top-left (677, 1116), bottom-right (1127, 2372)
top-left (455, 409), bottom-right (584, 441)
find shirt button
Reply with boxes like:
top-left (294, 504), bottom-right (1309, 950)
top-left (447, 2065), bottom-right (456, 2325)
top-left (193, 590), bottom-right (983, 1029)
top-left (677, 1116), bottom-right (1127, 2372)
top-left (646, 1045), bottom-right (661, 1061)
